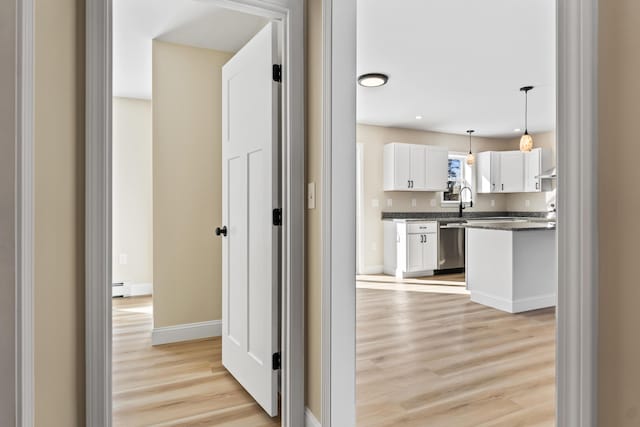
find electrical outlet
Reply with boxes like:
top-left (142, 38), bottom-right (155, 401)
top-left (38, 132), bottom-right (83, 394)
top-left (119, 254), bottom-right (128, 265)
top-left (372, 199), bottom-right (379, 208)
top-left (525, 199), bottom-right (531, 208)
top-left (411, 198), bottom-right (417, 208)
top-left (387, 199), bottom-right (393, 208)
top-left (491, 199), bottom-right (495, 207)
top-left (307, 182), bottom-right (316, 209)
top-left (430, 199), bottom-right (437, 207)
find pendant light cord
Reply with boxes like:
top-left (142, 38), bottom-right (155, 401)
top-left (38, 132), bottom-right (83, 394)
top-left (525, 90), bottom-right (528, 133)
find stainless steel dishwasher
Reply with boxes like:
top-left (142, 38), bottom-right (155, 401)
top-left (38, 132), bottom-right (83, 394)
top-left (437, 221), bottom-right (465, 270)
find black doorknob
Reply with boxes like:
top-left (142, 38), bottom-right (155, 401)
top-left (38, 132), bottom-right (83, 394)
top-left (215, 226), bottom-right (227, 237)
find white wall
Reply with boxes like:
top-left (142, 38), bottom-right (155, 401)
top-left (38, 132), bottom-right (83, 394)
top-left (112, 97), bottom-right (153, 286)
top-left (356, 124), bottom-right (556, 273)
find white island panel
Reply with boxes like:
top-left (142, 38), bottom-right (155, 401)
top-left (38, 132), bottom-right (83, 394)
top-left (467, 227), bottom-right (556, 313)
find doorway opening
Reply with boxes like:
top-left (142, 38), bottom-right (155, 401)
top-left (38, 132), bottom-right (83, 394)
top-left (354, 1), bottom-right (557, 425)
top-left (109, 1), bottom-right (288, 425)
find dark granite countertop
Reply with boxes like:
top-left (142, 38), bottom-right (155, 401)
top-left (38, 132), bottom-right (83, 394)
top-left (382, 211), bottom-right (555, 222)
top-left (461, 221), bottom-right (556, 232)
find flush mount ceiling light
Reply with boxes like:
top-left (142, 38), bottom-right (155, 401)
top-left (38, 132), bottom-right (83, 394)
top-left (466, 130), bottom-right (475, 165)
top-left (415, 115), bottom-right (423, 120)
top-left (519, 86), bottom-right (535, 152)
top-left (357, 73), bottom-right (389, 87)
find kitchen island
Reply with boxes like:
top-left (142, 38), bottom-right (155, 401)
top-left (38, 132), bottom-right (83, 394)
top-left (464, 221), bottom-right (556, 313)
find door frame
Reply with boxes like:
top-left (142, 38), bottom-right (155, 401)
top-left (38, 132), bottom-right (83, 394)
top-left (85, 0), bottom-right (305, 426)
top-left (322, 0), bottom-right (598, 426)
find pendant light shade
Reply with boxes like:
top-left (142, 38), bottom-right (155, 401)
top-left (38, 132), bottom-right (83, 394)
top-left (466, 130), bottom-right (475, 165)
top-left (519, 86), bottom-right (534, 152)
top-left (520, 133), bottom-right (534, 152)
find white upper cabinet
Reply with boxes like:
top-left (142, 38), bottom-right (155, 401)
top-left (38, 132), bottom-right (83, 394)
top-left (425, 146), bottom-right (449, 191)
top-left (524, 148), bottom-right (542, 192)
top-left (476, 149), bottom-right (550, 194)
top-left (498, 151), bottom-right (524, 193)
top-left (409, 145), bottom-right (427, 190)
top-left (384, 143), bottom-right (448, 191)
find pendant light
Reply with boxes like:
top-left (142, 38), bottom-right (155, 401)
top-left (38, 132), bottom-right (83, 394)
top-left (466, 130), bottom-right (475, 165)
top-left (519, 86), bottom-right (534, 152)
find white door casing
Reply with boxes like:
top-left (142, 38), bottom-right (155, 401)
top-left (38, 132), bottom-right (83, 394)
top-left (221, 22), bottom-right (280, 417)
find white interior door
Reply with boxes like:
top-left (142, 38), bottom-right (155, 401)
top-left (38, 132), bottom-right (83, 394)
top-left (221, 22), bottom-right (280, 417)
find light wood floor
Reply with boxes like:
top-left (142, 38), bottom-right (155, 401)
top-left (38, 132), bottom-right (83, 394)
top-left (113, 278), bottom-right (555, 427)
top-left (112, 296), bottom-right (280, 427)
top-left (356, 280), bottom-right (556, 427)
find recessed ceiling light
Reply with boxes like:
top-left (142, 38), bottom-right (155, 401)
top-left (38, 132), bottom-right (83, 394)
top-left (416, 115), bottom-right (423, 120)
top-left (358, 73), bottom-right (389, 88)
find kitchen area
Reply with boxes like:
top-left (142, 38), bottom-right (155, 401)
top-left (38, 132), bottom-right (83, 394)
top-left (363, 129), bottom-right (558, 314)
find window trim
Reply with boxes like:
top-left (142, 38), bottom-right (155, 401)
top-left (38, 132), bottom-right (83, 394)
top-left (441, 151), bottom-right (473, 206)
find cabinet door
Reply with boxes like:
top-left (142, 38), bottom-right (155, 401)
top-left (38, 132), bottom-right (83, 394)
top-left (394, 144), bottom-right (412, 190)
top-left (410, 145), bottom-right (426, 190)
top-left (425, 146), bottom-right (448, 191)
top-left (406, 234), bottom-right (424, 272)
top-left (524, 148), bottom-right (542, 192)
top-left (422, 233), bottom-right (438, 270)
top-left (499, 151), bottom-right (524, 193)
top-left (475, 151), bottom-right (493, 193)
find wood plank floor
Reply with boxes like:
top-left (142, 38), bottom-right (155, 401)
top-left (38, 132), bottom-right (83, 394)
top-left (113, 277), bottom-right (555, 426)
top-left (356, 280), bottom-right (556, 427)
top-left (112, 296), bottom-right (280, 427)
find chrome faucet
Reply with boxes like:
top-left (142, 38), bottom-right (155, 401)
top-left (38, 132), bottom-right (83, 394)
top-left (459, 186), bottom-right (473, 217)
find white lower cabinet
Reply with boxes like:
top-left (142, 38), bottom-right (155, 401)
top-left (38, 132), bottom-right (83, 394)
top-left (384, 221), bottom-right (438, 278)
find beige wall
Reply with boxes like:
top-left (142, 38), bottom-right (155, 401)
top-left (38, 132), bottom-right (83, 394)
top-left (0, 0), bottom-right (17, 421)
top-left (24, 0), bottom-right (639, 425)
top-left (112, 97), bottom-right (153, 285)
top-left (305, 0), bottom-right (323, 419)
top-left (599, 1), bottom-right (640, 425)
top-left (356, 124), bottom-right (556, 270)
top-left (152, 41), bottom-right (232, 328)
top-left (34, 0), bottom-right (86, 424)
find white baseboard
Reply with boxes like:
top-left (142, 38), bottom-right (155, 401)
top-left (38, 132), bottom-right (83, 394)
top-left (125, 282), bottom-right (153, 297)
top-left (151, 320), bottom-right (222, 345)
top-left (512, 294), bottom-right (556, 313)
top-left (359, 264), bottom-right (383, 275)
top-left (112, 282), bottom-right (153, 298)
top-left (470, 290), bottom-right (556, 314)
top-left (305, 407), bottom-right (321, 427)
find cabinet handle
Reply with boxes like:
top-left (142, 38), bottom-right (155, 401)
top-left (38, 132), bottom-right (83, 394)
top-left (536, 182), bottom-right (540, 190)
top-left (408, 180), bottom-right (411, 189)
top-left (410, 180), bottom-right (414, 188)
top-left (502, 184), bottom-right (504, 191)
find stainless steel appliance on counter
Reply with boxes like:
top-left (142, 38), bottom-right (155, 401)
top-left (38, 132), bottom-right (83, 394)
top-left (437, 220), bottom-right (465, 271)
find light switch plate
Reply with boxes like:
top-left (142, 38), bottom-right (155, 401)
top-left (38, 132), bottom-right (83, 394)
top-left (119, 253), bottom-right (128, 265)
top-left (307, 182), bottom-right (316, 209)
top-left (411, 198), bottom-right (417, 208)
top-left (372, 199), bottom-right (379, 208)
top-left (491, 199), bottom-right (495, 207)
top-left (525, 199), bottom-right (531, 208)
top-left (387, 199), bottom-right (393, 208)
top-left (430, 199), bottom-right (437, 207)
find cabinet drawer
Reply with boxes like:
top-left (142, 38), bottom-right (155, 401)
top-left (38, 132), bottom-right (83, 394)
top-left (407, 222), bottom-right (437, 234)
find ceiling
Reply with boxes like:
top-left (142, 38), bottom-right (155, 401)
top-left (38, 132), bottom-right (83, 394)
top-left (113, 0), bottom-right (269, 99)
top-left (357, 0), bottom-right (556, 138)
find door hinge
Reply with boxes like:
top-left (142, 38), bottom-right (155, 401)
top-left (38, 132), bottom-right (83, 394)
top-left (273, 64), bottom-right (282, 82)
top-left (273, 208), bottom-right (282, 226)
top-left (272, 352), bottom-right (281, 370)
